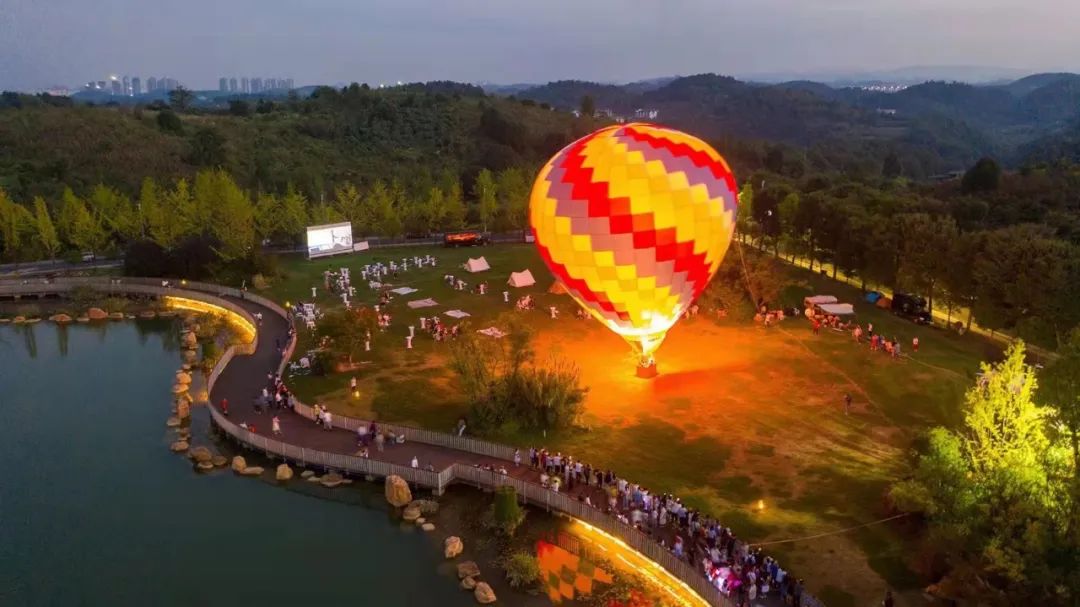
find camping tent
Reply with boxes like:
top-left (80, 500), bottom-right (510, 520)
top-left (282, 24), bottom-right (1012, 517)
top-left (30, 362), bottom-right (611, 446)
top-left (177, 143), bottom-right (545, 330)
top-left (804, 295), bottom-right (838, 307)
top-left (865, 291), bottom-right (882, 304)
top-left (548, 281), bottom-right (568, 295)
top-left (876, 296), bottom-right (892, 309)
top-left (407, 298), bottom-right (439, 309)
top-left (464, 257), bottom-right (490, 273)
top-left (817, 303), bottom-right (855, 316)
top-left (507, 269), bottom-right (536, 288)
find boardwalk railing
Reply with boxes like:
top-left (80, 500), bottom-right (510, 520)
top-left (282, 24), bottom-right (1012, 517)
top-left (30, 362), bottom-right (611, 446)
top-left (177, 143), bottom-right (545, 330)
top-left (2, 275), bottom-right (821, 607)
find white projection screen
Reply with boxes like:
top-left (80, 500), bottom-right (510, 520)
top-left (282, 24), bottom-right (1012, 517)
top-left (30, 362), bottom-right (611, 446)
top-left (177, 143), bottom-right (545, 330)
top-left (306, 222), bottom-right (354, 259)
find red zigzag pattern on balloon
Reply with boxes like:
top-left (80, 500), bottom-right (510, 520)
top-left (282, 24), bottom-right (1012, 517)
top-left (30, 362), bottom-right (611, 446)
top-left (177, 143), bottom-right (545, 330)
top-left (534, 126), bottom-right (730, 321)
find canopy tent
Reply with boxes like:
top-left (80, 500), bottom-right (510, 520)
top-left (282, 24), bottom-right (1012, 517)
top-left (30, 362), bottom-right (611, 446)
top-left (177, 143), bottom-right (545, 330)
top-left (444, 309), bottom-right (470, 319)
top-left (548, 281), bottom-right (568, 295)
top-left (507, 269), bottom-right (536, 288)
top-left (390, 287), bottom-right (418, 295)
top-left (407, 298), bottom-right (439, 309)
top-left (817, 303), bottom-right (855, 316)
top-left (865, 291), bottom-right (883, 304)
top-left (804, 295), bottom-right (838, 307)
top-left (464, 257), bottom-right (490, 273)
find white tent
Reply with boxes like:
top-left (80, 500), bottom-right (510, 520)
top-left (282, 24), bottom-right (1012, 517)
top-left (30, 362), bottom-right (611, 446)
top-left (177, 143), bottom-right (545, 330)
top-left (817, 303), bottom-right (855, 316)
top-left (507, 269), bottom-right (536, 288)
top-left (407, 298), bottom-right (439, 309)
top-left (390, 287), bottom-right (418, 295)
top-left (444, 309), bottom-right (470, 319)
top-left (803, 295), bottom-right (838, 307)
top-left (464, 257), bottom-right (490, 273)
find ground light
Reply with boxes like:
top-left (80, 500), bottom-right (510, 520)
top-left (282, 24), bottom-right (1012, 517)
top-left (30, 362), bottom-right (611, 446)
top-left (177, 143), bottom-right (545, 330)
top-left (161, 295), bottom-right (257, 342)
top-left (570, 519), bottom-right (712, 607)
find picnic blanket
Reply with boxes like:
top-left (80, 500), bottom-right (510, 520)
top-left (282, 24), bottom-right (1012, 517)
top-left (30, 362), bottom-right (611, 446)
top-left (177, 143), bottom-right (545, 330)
top-left (477, 327), bottom-right (507, 338)
top-left (407, 298), bottom-right (439, 309)
top-left (444, 309), bottom-right (470, 319)
top-left (390, 287), bottom-right (418, 295)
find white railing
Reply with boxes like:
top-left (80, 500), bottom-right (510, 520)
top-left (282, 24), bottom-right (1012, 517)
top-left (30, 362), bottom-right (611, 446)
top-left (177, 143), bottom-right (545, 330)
top-left (2, 275), bottom-right (822, 606)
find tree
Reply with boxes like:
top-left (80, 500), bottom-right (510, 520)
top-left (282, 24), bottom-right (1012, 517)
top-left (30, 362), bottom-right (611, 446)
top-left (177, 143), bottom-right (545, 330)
top-left (317, 307), bottom-right (377, 365)
top-left (896, 213), bottom-right (958, 314)
top-left (168, 86), bottom-right (194, 111)
top-left (193, 170), bottom-right (254, 262)
top-left (332, 182), bottom-right (365, 234)
top-left (442, 178), bottom-right (467, 231)
top-left (156, 109), bottom-right (183, 134)
top-left (579, 95), bottom-right (595, 118)
top-left (495, 168), bottom-right (530, 231)
top-left (372, 181), bottom-right (403, 237)
top-left (68, 194), bottom-right (108, 255)
top-left (188, 127), bottom-right (227, 167)
top-left (974, 225), bottom-right (1067, 338)
top-left (961, 157), bottom-right (1001, 193)
top-left (149, 178), bottom-right (192, 249)
top-left (735, 182), bottom-right (755, 239)
top-left (88, 184), bottom-right (140, 245)
top-left (0, 190), bottom-right (33, 261)
top-left (227, 99), bottom-right (251, 117)
top-left (32, 197), bottom-right (60, 260)
top-left (422, 186), bottom-right (445, 234)
top-left (1038, 328), bottom-right (1080, 530)
top-left (891, 343), bottom-right (1076, 603)
top-left (882, 151), bottom-right (903, 178)
top-left (474, 168), bottom-right (499, 232)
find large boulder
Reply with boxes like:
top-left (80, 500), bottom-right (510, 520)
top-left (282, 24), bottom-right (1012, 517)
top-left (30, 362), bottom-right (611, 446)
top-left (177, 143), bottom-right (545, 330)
top-left (457, 561), bottom-right (480, 580)
top-left (87, 307), bottom-right (108, 320)
top-left (175, 371), bottom-right (192, 385)
top-left (231, 455), bottom-right (247, 473)
top-left (300, 470), bottom-right (315, 479)
top-left (211, 455), bottom-right (228, 467)
top-left (239, 466), bottom-right (265, 476)
top-left (402, 505), bottom-right (421, 522)
top-left (139, 310), bottom-right (157, 319)
top-left (165, 416), bottom-right (181, 427)
top-left (321, 472), bottom-right (345, 488)
top-left (50, 314), bottom-right (73, 324)
top-left (176, 401), bottom-right (191, 419)
top-left (444, 536), bottom-right (463, 559)
top-left (421, 523), bottom-right (435, 532)
top-left (189, 446), bottom-right (213, 464)
top-left (181, 331), bottom-right (198, 348)
top-left (460, 576), bottom-right (477, 590)
top-left (409, 499), bottom-right (440, 515)
top-left (276, 463), bottom-right (294, 481)
top-left (109, 311), bottom-right (125, 320)
top-left (169, 440), bottom-right (189, 453)
top-left (384, 475), bottom-right (412, 507)
top-left (473, 582), bottom-right (496, 604)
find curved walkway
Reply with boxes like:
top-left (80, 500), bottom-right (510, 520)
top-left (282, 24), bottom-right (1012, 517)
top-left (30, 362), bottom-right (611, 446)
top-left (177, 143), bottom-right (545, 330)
top-left (1, 277), bottom-right (799, 607)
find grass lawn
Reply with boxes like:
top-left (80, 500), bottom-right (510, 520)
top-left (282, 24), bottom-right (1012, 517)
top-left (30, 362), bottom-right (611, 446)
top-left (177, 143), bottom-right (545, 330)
top-left (256, 243), bottom-right (996, 607)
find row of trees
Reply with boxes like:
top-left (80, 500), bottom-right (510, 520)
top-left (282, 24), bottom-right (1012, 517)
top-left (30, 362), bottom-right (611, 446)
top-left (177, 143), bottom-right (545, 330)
top-left (0, 166), bottom-right (535, 265)
top-left (736, 161), bottom-right (1080, 348)
top-left (892, 340), bottom-right (1079, 604)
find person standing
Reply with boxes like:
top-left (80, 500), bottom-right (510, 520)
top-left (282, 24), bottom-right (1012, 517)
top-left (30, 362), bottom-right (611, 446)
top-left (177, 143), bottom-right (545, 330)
top-left (513, 449), bottom-right (521, 467)
top-left (912, 336), bottom-right (919, 353)
top-left (272, 416), bottom-right (282, 436)
top-left (883, 590), bottom-right (894, 607)
top-left (844, 393), bottom-right (852, 416)
top-left (220, 398), bottom-right (229, 416)
top-left (410, 456), bottom-right (418, 468)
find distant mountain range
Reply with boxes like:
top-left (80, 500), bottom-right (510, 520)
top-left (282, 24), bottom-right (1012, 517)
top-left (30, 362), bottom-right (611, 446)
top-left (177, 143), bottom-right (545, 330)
top-left (479, 71), bottom-right (1080, 173)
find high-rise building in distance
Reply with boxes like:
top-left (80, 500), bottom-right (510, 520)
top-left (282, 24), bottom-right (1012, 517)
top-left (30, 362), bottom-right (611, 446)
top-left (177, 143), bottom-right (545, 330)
top-left (251, 77), bottom-right (262, 93)
top-left (111, 79), bottom-right (122, 96)
top-left (241, 77), bottom-right (249, 94)
top-left (165, 78), bottom-right (178, 91)
top-left (146, 77), bottom-right (157, 92)
top-left (229, 77), bottom-right (238, 92)
top-left (219, 77), bottom-right (228, 92)
top-left (131, 77), bottom-right (141, 96)
top-left (122, 75), bottom-right (131, 96)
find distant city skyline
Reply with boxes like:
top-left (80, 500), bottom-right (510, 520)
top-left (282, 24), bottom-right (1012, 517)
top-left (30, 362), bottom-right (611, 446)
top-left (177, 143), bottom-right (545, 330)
top-left (2, 0), bottom-right (1078, 92)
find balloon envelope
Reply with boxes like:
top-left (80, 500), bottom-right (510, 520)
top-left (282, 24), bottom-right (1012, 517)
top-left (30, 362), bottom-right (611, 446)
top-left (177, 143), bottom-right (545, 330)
top-left (529, 123), bottom-right (738, 361)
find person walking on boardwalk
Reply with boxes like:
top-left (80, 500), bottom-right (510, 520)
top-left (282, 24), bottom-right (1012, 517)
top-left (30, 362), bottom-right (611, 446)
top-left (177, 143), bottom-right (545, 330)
top-left (220, 398), bottom-right (229, 416)
top-left (272, 416), bottom-right (282, 436)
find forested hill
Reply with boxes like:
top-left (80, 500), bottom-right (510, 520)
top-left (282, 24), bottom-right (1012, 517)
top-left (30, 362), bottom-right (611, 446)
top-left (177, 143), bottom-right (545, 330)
top-left (509, 72), bottom-right (1080, 172)
top-left (0, 85), bottom-right (588, 202)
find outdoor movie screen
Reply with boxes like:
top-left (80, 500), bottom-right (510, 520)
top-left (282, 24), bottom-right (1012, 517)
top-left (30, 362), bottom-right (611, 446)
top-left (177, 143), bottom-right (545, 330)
top-left (306, 222), bottom-right (354, 259)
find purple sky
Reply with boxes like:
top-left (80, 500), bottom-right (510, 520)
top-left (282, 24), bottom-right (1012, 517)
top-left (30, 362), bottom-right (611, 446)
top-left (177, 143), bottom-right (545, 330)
top-left (1, 0), bottom-right (1076, 90)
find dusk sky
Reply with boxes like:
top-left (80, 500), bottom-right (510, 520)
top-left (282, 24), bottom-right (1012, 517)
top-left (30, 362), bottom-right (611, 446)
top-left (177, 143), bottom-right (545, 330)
top-left (2, 0), bottom-right (1077, 90)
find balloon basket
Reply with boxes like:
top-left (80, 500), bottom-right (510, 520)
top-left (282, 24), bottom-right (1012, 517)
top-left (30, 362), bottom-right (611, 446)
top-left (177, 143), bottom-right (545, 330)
top-left (636, 361), bottom-right (658, 379)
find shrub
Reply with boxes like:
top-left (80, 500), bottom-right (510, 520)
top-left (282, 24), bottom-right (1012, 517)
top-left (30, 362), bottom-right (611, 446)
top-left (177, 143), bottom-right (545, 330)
top-left (156, 109), bottom-right (183, 134)
top-left (486, 485), bottom-right (525, 536)
top-left (498, 551), bottom-right (541, 589)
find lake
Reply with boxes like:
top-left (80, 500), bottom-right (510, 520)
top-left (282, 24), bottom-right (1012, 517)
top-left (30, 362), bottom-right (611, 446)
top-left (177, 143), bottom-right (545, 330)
top-left (0, 320), bottom-right (483, 606)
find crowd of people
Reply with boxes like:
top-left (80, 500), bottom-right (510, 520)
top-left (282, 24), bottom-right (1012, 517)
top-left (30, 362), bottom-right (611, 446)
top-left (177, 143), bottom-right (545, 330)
top-left (524, 447), bottom-right (807, 606)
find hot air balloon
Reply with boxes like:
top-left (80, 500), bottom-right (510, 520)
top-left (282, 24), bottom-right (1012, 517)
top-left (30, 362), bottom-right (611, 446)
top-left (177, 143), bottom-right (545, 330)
top-left (530, 123), bottom-right (738, 377)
